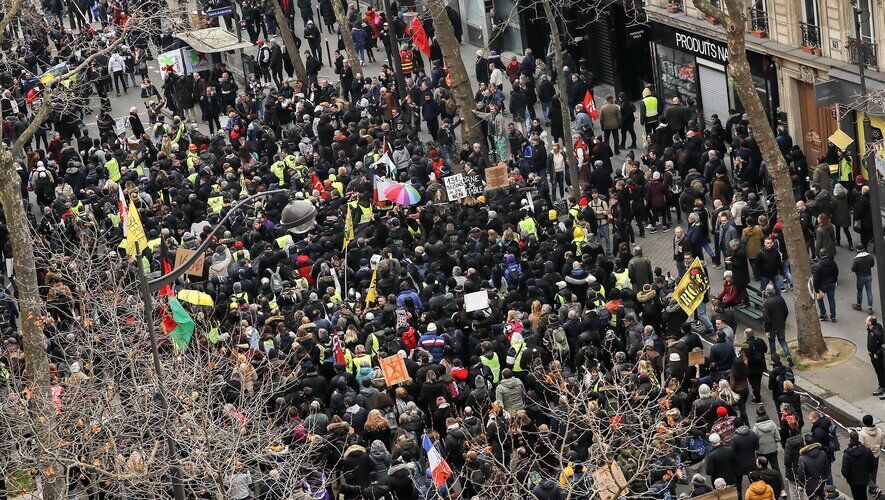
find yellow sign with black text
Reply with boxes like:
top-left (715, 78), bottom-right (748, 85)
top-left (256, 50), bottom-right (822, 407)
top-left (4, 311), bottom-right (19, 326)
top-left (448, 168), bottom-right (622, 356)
top-left (673, 258), bottom-right (710, 316)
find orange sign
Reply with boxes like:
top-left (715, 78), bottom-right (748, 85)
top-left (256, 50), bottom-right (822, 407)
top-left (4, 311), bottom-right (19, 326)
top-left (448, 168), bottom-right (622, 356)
top-left (380, 355), bottom-right (410, 387)
top-left (173, 248), bottom-right (205, 277)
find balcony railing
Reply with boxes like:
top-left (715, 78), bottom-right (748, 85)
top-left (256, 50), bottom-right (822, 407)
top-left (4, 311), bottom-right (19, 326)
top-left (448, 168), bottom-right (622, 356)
top-left (848, 40), bottom-right (879, 68)
top-left (749, 8), bottom-right (769, 36)
top-left (800, 22), bottom-right (821, 48)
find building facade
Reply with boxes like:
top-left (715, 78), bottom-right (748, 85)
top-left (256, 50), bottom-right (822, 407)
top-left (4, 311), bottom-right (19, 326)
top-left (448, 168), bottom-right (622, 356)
top-left (643, 0), bottom-right (885, 162)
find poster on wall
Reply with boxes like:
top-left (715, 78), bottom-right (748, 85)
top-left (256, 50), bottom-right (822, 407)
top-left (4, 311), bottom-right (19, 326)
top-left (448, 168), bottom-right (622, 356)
top-left (157, 49), bottom-right (185, 79)
top-left (183, 49), bottom-right (212, 74)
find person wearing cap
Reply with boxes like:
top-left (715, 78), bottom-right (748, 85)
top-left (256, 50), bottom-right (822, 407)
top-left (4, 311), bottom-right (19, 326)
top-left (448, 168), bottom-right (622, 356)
top-left (417, 323), bottom-right (445, 363)
top-left (859, 414), bottom-right (884, 492)
top-left (706, 431), bottom-right (738, 487)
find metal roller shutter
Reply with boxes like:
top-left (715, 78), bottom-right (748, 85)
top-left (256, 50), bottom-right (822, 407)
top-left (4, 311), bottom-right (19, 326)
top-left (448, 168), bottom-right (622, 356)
top-left (698, 62), bottom-right (730, 125)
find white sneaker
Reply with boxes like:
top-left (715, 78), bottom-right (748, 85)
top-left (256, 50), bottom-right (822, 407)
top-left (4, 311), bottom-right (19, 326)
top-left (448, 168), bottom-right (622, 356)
top-left (645, 224), bottom-right (654, 229)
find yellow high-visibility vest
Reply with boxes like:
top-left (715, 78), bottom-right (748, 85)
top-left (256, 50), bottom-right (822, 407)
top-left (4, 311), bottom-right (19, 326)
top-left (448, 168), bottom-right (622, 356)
top-left (358, 205), bottom-right (373, 224)
top-left (643, 96), bottom-right (659, 118)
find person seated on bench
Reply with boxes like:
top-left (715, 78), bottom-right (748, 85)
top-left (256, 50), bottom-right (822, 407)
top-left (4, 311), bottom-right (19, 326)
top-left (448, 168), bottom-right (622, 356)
top-left (716, 271), bottom-right (745, 309)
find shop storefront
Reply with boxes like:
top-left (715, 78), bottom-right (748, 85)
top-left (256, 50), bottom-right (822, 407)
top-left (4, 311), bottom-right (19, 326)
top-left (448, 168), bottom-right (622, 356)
top-left (649, 22), bottom-right (780, 125)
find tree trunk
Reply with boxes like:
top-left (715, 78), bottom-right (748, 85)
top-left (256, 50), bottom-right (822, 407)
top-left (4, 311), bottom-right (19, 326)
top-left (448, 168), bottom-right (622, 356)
top-left (693, 0), bottom-right (827, 359)
top-left (272, 0), bottom-right (308, 83)
top-left (0, 151), bottom-right (65, 499)
top-left (542, 1), bottom-right (579, 192)
top-left (332, 0), bottom-right (362, 73)
top-left (426, 0), bottom-right (484, 149)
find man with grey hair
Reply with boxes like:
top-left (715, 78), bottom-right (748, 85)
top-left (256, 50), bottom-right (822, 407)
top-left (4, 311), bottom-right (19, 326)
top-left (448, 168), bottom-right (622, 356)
top-left (762, 282), bottom-right (791, 365)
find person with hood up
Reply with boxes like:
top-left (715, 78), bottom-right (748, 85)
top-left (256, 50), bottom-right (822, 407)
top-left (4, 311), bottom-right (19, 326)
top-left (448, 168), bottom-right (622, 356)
top-left (842, 429), bottom-right (876, 500)
top-left (731, 416), bottom-right (760, 491)
top-left (691, 474), bottom-right (713, 497)
top-left (532, 478), bottom-right (563, 499)
top-left (753, 406), bottom-right (782, 472)
top-left (495, 368), bottom-right (525, 414)
top-left (798, 434), bottom-right (832, 499)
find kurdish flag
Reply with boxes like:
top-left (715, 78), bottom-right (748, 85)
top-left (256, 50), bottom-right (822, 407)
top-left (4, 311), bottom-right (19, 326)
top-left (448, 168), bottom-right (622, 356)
top-left (39, 63), bottom-right (68, 85)
top-left (162, 297), bottom-right (195, 351)
top-left (422, 435), bottom-right (452, 488)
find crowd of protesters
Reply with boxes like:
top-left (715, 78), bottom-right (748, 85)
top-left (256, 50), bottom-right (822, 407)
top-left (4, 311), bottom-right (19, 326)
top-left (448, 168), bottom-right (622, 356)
top-left (0, 0), bottom-right (884, 499)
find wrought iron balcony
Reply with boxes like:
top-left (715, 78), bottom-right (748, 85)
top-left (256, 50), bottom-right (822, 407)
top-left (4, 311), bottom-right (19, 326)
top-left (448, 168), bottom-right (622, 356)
top-left (848, 40), bottom-right (879, 68)
top-left (749, 8), bottom-right (768, 36)
top-left (800, 22), bottom-right (821, 48)
top-left (666, 0), bottom-right (683, 11)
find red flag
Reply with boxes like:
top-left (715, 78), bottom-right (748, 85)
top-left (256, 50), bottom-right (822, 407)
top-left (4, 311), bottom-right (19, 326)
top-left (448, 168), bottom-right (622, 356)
top-left (582, 90), bottom-right (598, 120)
top-left (158, 238), bottom-right (174, 297)
top-left (332, 332), bottom-right (346, 366)
top-left (311, 173), bottom-right (328, 200)
top-left (411, 17), bottom-right (430, 57)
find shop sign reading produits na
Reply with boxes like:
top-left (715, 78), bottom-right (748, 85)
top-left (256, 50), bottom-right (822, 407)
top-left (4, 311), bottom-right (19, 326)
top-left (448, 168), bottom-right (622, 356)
top-left (674, 31), bottom-right (728, 64)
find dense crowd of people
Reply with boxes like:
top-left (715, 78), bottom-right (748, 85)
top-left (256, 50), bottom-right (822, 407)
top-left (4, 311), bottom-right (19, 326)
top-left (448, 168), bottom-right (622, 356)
top-left (0, 0), bottom-right (884, 499)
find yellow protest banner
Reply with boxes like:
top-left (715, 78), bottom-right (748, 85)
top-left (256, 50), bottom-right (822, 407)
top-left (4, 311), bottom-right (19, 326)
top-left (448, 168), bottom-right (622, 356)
top-left (123, 200), bottom-right (147, 259)
top-left (365, 268), bottom-right (378, 308)
top-left (207, 196), bottom-right (224, 213)
top-left (828, 129), bottom-right (854, 152)
top-left (673, 257), bottom-right (710, 316)
top-left (343, 205), bottom-right (354, 250)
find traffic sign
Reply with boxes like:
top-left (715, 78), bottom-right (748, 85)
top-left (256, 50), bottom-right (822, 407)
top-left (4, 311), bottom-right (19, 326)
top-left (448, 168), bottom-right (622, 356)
top-left (206, 6), bottom-right (234, 18)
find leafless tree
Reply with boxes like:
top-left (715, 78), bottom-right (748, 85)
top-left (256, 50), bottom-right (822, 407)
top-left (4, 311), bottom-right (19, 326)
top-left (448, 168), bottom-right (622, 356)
top-left (1, 222), bottom-right (329, 498)
top-left (692, 0), bottom-right (827, 358)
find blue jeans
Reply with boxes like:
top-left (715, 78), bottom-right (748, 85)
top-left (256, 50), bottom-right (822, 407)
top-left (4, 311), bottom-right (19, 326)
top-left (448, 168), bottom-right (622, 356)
top-left (857, 275), bottom-right (874, 307)
top-left (781, 259), bottom-right (794, 286)
top-left (817, 282), bottom-right (837, 317)
top-left (767, 330), bottom-right (791, 358)
top-left (695, 302), bottom-right (714, 333)
top-left (541, 101), bottom-right (551, 122)
top-left (760, 275), bottom-right (784, 296)
top-left (597, 223), bottom-right (611, 255)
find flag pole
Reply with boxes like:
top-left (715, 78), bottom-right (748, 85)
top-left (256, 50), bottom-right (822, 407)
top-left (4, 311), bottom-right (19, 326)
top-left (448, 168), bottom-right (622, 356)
top-left (134, 243), bottom-right (186, 500)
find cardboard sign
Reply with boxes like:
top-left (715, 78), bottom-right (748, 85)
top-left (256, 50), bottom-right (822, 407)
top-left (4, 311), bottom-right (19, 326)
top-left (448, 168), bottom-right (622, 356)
top-left (828, 129), bottom-right (853, 152)
top-left (693, 487), bottom-right (739, 500)
top-left (592, 462), bottom-right (629, 500)
top-left (485, 164), bottom-right (509, 190)
top-left (380, 355), bottom-right (410, 387)
top-left (173, 248), bottom-right (205, 277)
top-left (464, 290), bottom-right (489, 312)
top-left (688, 350), bottom-right (706, 366)
top-left (443, 174), bottom-right (468, 200)
top-left (395, 309), bottom-right (408, 329)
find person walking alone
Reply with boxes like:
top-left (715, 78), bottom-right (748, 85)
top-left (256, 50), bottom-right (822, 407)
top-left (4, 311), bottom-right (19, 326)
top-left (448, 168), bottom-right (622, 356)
top-left (852, 245), bottom-right (875, 314)
top-left (867, 315), bottom-right (885, 399)
top-left (842, 430), bottom-right (876, 500)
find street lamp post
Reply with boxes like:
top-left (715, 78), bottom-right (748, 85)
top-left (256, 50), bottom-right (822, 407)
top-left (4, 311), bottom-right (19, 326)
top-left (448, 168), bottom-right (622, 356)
top-left (133, 190), bottom-right (317, 500)
top-left (851, 0), bottom-right (885, 315)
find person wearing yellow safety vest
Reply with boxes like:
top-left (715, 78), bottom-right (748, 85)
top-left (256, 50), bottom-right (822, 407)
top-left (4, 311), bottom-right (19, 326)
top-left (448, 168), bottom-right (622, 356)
top-left (271, 157), bottom-right (287, 186)
top-left (479, 341), bottom-right (501, 384)
top-left (356, 199), bottom-right (373, 225)
top-left (572, 226), bottom-right (586, 256)
top-left (612, 266), bottom-right (632, 291)
top-left (518, 210), bottom-right (538, 240)
top-left (505, 332), bottom-right (530, 379)
top-left (639, 86), bottom-right (661, 135)
top-left (350, 344), bottom-right (372, 374)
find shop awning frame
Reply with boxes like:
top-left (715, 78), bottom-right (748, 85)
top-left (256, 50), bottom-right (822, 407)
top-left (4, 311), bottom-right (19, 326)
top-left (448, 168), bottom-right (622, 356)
top-left (174, 27), bottom-right (253, 53)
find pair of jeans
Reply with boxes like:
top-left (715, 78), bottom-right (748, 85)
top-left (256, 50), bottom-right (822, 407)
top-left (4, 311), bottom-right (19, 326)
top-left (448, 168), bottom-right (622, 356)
top-left (857, 275), bottom-right (873, 307)
top-left (541, 101), bottom-right (551, 122)
top-left (781, 259), bottom-right (794, 286)
top-left (817, 282), bottom-right (837, 317)
top-left (597, 223), bottom-right (611, 255)
top-left (768, 330), bottom-right (792, 359)
top-left (760, 274), bottom-right (784, 296)
top-left (695, 302), bottom-right (714, 333)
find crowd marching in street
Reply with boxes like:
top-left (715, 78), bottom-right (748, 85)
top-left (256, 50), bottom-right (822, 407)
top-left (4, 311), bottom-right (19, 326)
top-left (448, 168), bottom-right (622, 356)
top-left (1, 0), bottom-right (885, 499)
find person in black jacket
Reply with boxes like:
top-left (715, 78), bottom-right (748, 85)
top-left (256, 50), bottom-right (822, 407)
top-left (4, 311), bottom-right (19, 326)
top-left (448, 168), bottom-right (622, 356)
top-left (756, 238), bottom-right (784, 295)
top-left (852, 245), bottom-right (876, 313)
top-left (706, 432), bottom-right (738, 486)
top-left (731, 420), bottom-right (760, 491)
top-left (750, 456), bottom-right (784, 498)
top-left (762, 284), bottom-right (791, 366)
top-left (867, 316), bottom-right (885, 397)
top-left (618, 92), bottom-right (637, 150)
top-left (742, 327), bottom-right (768, 403)
top-left (798, 435), bottom-right (831, 499)
top-left (842, 430), bottom-right (876, 500)
top-left (812, 248), bottom-right (839, 322)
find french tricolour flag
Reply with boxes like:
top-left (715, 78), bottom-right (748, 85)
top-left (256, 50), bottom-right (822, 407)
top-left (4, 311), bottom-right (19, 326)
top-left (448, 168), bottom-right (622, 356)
top-left (422, 435), bottom-right (452, 488)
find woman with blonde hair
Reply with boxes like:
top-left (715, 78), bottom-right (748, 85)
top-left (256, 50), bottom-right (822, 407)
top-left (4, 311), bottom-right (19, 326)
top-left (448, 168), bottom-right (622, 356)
top-left (528, 300), bottom-right (543, 330)
top-left (363, 409), bottom-right (392, 448)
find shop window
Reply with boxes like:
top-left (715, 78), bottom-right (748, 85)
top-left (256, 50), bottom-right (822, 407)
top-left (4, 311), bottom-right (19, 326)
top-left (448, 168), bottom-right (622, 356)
top-left (655, 44), bottom-right (699, 108)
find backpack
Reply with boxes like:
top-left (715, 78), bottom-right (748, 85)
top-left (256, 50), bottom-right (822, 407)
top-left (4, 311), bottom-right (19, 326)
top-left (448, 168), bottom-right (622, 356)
top-left (268, 266), bottom-right (283, 293)
top-left (550, 326), bottom-right (569, 356)
top-left (827, 418), bottom-right (841, 452)
top-left (400, 327), bottom-right (417, 350)
top-left (687, 434), bottom-right (713, 463)
top-left (669, 170), bottom-right (683, 195)
top-left (504, 262), bottom-right (522, 286)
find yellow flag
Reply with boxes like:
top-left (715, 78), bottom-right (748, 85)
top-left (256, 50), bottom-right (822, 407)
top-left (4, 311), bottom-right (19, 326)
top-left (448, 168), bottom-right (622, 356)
top-left (673, 258), bottom-right (710, 316)
top-left (343, 205), bottom-right (354, 250)
top-left (365, 268), bottom-right (378, 308)
top-left (124, 200), bottom-right (148, 259)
